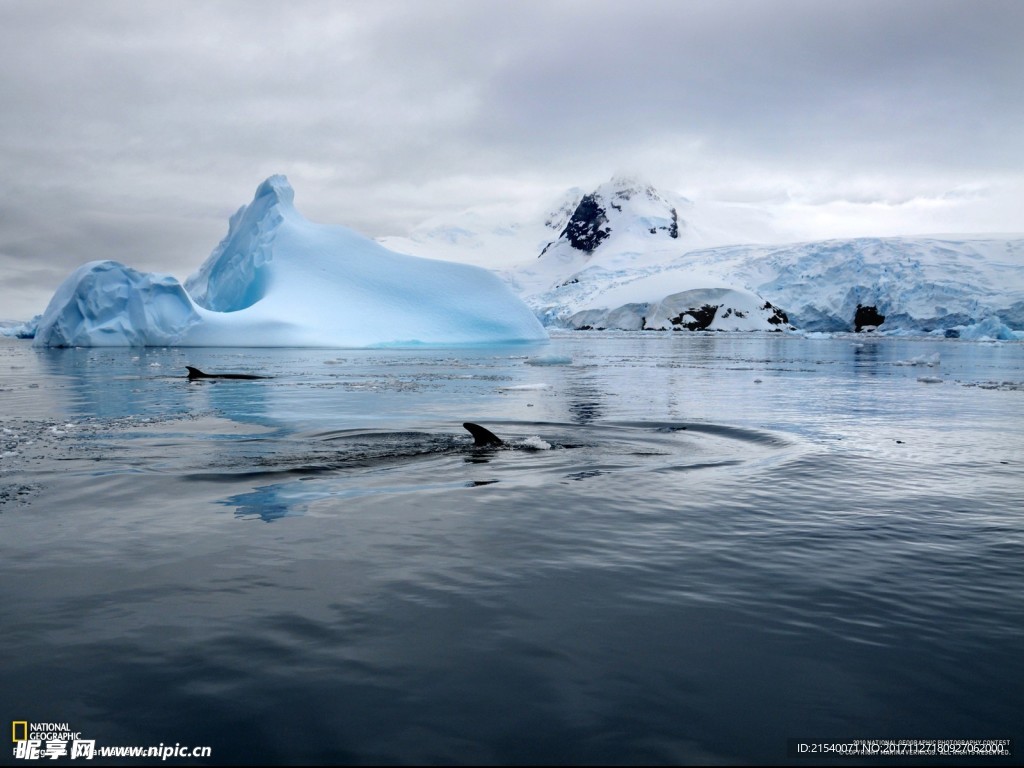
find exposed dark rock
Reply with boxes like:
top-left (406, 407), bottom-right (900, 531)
top-left (669, 304), bottom-right (719, 331)
top-left (645, 206), bottom-right (680, 238)
top-left (763, 301), bottom-right (789, 325)
top-left (560, 194), bottom-right (610, 253)
top-left (854, 304), bottom-right (886, 332)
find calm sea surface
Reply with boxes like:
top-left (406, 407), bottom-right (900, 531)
top-left (1, 332), bottom-right (1021, 765)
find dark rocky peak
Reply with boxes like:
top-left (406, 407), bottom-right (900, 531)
top-left (560, 193), bottom-right (611, 253)
top-left (540, 176), bottom-right (684, 257)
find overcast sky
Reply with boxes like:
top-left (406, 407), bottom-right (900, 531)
top-left (2, 0), bottom-right (1022, 319)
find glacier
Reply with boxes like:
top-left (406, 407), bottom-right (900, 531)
top-left (32, 176), bottom-right (548, 348)
top-left (665, 236), bottom-right (1024, 336)
top-left (385, 176), bottom-right (1024, 338)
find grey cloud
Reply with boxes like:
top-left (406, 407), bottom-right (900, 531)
top-left (0, 0), bottom-right (1021, 318)
top-left (469, 1), bottom-right (1024, 170)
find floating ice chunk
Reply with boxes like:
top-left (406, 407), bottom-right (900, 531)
top-left (895, 353), bottom-right (940, 367)
top-left (525, 354), bottom-right (573, 366)
top-left (499, 383), bottom-right (550, 391)
top-left (0, 316), bottom-right (40, 339)
top-left (956, 317), bottom-right (1024, 341)
top-left (917, 376), bottom-right (943, 384)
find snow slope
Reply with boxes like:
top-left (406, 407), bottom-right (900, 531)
top-left (385, 176), bottom-right (1024, 338)
top-left (33, 177), bottom-right (547, 348)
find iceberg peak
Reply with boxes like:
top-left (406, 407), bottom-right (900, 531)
top-left (253, 174), bottom-right (296, 208)
top-left (184, 176), bottom-right (295, 311)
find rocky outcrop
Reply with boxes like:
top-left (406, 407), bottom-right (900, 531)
top-left (560, 288), bottom-right (794, 332)
top-left (854, 304), bottom-right (886, 332)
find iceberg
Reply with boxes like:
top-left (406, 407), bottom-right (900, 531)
top-left (33, 176), bottom-right (548, 348)
top-left (955, 316), bottom-right (1024, 341)
top-left (0, 316), bottom-right (40, 339)
top-left (33, 261), bottom-right (200, 347)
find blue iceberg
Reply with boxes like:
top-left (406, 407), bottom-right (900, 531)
top-left (34, 176), bottom-right (548, 348)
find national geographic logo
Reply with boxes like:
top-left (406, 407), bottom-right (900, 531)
top-left (12, 722), bottom-right (81, 742)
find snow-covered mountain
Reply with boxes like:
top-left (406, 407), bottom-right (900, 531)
top-left (381, 176), bottom-right (782, 271)
top-left (385, 176), bottom-right (1024, 339)
top-left (387, 176), bottom-right (793, 332)
top-left (33, 177), bottom-right (547, 347)
top-left (504, 177), bottom-right (792, 331)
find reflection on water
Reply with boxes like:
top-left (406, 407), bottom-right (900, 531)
top-left (225, 483), bottom-right (301, 522)
top-left (566, 376), bottom-right (605, 423)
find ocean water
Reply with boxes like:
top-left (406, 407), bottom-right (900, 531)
top-left (1, 332), bottom-right (1021, 765)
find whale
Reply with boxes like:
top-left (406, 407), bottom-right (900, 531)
top-left (194, 423), bottom-right (559, 488)
top-left (186, 366), bottom-right (269, 380)
top-left (463, 422), bottom-right (504, 447)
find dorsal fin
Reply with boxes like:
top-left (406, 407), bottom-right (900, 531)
top-left (185, 366), bottom-right (267, 380)
top-left (463, 422), bottom-right (504, 447)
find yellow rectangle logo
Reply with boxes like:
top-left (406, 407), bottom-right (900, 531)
top-left (12, 721), bottom-right (28, 742)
